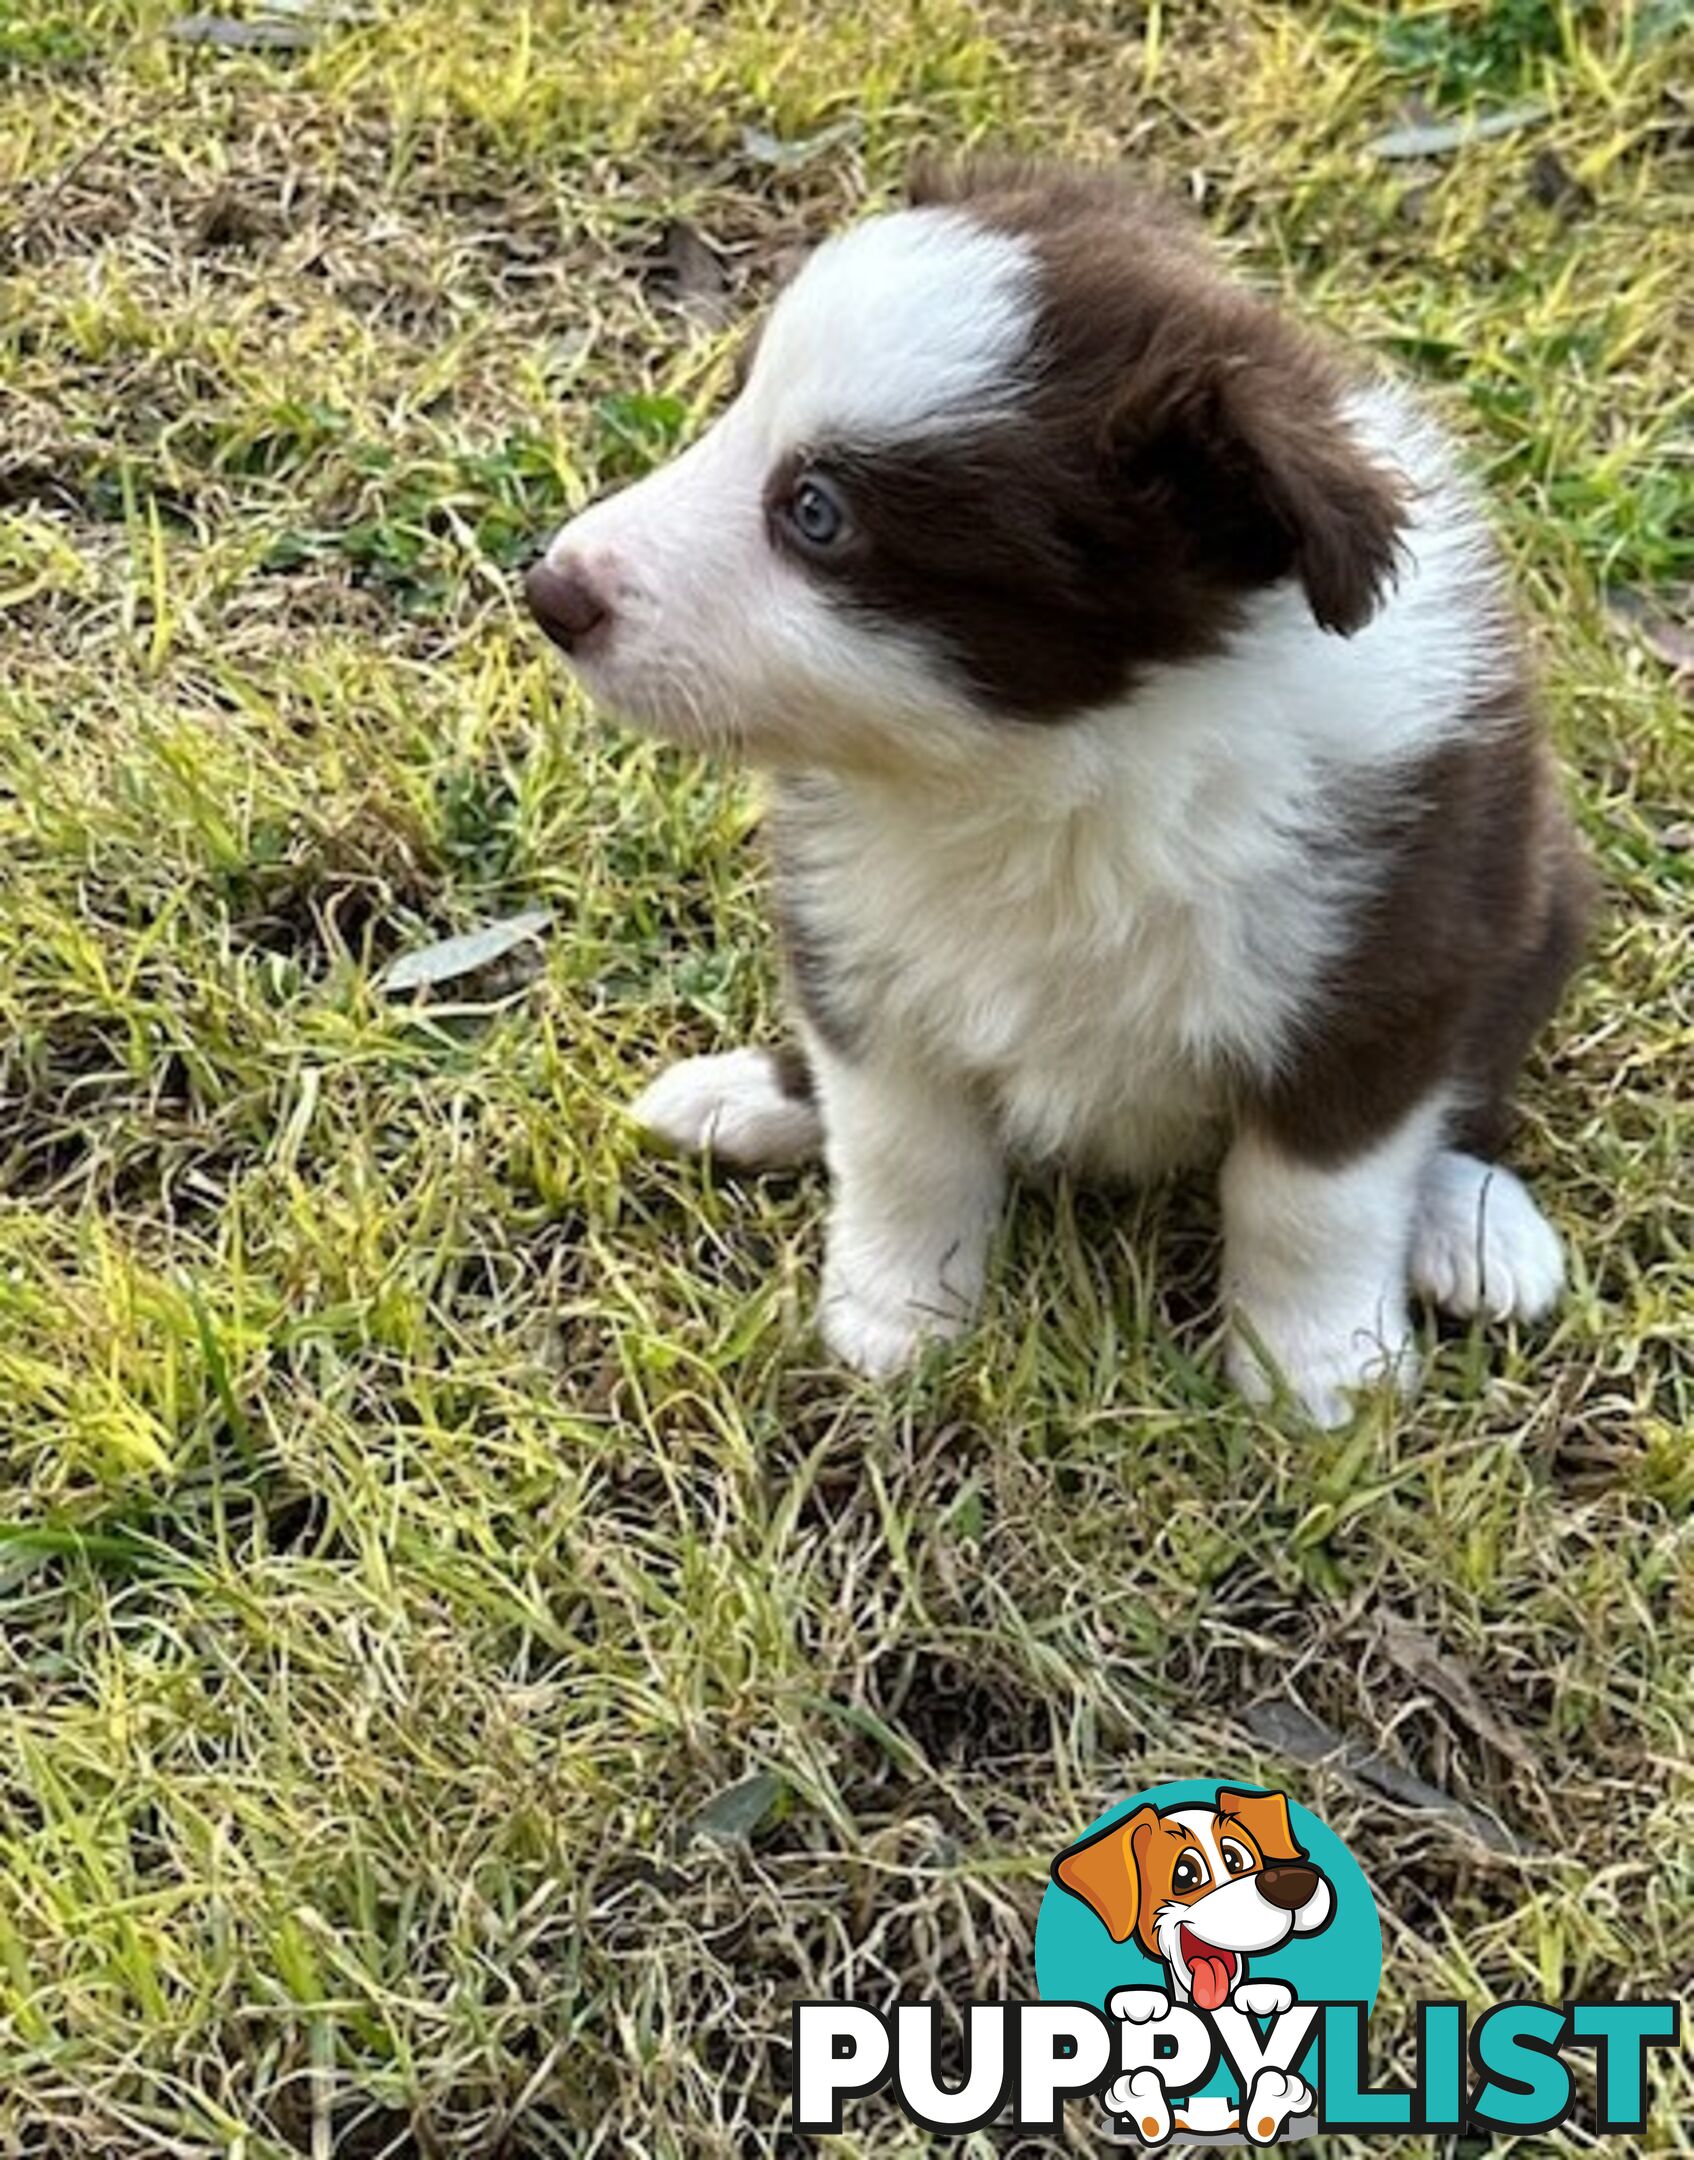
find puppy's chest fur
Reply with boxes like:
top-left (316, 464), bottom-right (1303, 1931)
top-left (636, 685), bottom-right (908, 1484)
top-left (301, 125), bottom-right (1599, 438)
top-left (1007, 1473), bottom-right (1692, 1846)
top-left (771, 716), bottom-right (1367, 1177)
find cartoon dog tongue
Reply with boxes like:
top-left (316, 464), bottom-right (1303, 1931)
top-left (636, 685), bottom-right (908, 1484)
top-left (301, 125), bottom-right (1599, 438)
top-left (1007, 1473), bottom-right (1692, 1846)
top-left (1187, 1943), bottom-right (1235, 2010)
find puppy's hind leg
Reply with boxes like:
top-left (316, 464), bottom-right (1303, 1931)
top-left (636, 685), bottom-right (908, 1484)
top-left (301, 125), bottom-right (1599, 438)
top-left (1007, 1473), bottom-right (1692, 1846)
top-left (630, 1045), bottom-right (824, 1169)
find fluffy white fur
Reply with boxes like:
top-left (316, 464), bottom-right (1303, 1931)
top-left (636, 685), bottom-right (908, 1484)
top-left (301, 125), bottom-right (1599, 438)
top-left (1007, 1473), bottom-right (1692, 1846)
top-left (543, 207), bottom-right (1567, 1423)
top-left (810, 1036), bottom-right (1005, 1377)
top-left (1220, 1100), bottom-right (1445, 1426)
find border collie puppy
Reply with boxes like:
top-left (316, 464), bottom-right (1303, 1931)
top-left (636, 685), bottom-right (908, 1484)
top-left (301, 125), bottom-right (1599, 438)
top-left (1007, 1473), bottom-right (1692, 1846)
top-left (526, 161), bottom-right (1591, 1424)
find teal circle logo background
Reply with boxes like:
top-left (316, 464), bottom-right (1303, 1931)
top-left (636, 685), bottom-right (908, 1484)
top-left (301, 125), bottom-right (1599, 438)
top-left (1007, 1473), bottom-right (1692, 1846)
top-left (1035, 1781), bottom-right (1381, 2102)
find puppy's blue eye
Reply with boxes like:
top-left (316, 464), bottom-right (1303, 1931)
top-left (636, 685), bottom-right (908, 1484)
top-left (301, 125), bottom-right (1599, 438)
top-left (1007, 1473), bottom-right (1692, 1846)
top-left (791, 473), bottom-right (846, 547)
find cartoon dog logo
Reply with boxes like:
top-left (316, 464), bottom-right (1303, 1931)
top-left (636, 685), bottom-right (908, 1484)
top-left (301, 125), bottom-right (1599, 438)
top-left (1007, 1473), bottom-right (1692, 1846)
top-left (1052, 1786), bottom-right (1334, 2142)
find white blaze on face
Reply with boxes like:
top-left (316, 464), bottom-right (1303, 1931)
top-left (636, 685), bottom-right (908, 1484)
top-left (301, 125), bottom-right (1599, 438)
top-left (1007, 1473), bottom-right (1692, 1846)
top-left (750, 210), bottom-right (1038, 443)
top-left (536, 208), bottom-right (1037, 764)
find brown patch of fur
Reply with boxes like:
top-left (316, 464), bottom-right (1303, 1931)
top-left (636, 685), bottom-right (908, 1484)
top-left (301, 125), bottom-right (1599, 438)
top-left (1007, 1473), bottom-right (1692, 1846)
top-left (773, 159), bottom-right (1406, 720)
top-left (1032, 195), bottom-right (1409, 640)
top-left (908, 153), bottom-right (1201, 240)
top-left (769, 1040), bottom-right (815, 1102)
top-left (1244, 674), bottom-right (1595, 1163)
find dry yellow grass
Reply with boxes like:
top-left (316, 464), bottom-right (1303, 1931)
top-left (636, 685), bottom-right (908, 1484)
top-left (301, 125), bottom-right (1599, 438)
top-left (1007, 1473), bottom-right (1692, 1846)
top-left (1, 1), bottom-right (1691, 2152)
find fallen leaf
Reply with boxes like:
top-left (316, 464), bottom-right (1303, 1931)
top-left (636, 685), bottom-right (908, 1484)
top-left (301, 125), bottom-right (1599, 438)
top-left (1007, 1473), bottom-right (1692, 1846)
top-left (168, 13), bottom-right (319, 49)
top-left (376, 908), bottom-right (553, 995)
top-left (689, 1770), bottom-right (786, 1846)
top-left (740, 117), bottom-right (862, 173)
top-left (1366, 103), bottom-right (1548, 161)
top-left (1378, 1617), bottom-right (1539, 1770)
top-left (1241, 1697), bottom-right (1529, 1856)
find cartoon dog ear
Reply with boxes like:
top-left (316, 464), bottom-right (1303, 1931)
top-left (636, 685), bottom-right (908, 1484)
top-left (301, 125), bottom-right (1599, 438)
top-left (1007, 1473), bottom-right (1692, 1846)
top-left (1216, 1787), bottom-right (1306, 1864)
top-left (1051, 1803), bottom-right (1159, 1944)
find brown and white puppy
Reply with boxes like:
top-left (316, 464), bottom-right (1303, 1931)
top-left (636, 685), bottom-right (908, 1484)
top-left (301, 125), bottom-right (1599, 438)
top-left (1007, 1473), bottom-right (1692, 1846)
top-left (526, 161), bottom-right (1592, 1423)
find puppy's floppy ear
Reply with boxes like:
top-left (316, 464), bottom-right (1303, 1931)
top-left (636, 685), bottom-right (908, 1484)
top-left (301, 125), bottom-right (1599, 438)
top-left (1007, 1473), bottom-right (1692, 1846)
top-left (1216, 1787), bottom-right (1306, 1863)
top-left (1107, 333), bottom-right (1407, 636)
top-left (1051, 1803), bottom-right (1159, 1944)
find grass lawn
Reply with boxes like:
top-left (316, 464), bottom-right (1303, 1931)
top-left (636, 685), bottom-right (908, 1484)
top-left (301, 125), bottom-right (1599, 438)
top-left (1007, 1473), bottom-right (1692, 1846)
top-left (2, 0), bottom-right (1692, 2151)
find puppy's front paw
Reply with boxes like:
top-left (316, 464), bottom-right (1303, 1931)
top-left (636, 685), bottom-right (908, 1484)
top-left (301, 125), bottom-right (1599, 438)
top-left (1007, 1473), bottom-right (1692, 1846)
top-left (630, 1048), bottom-right (822, 1169)
top-left (1411, 1151), bottom-right (1564, 1322)
top-left (1106, 1987), bottom-right (1172, 2024)
top-left (1226, 1303), bottom-right (1418, 1429)
top-left (1233, 1980), bottom-right (1294, 2018)
top-left (818, 1278), bottom-right (962, 1378)
top-left (1104, 2067), bottom-right (1172, 2145)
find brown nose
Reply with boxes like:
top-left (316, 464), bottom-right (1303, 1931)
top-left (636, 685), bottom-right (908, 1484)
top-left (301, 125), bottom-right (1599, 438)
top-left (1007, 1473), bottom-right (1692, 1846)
top-left (525, 556), bottom-right (610, 653)
top-left (1257, 1864), bottom-right (1319, 1911)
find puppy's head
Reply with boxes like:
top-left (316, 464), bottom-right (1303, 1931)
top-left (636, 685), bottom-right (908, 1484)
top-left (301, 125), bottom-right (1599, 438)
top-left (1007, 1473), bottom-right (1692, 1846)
top-left (528, 161), bottom-right (1405, 769)
top-left (1053, 1787), bottom-right (1333, 2009)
